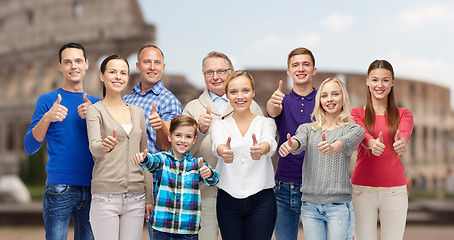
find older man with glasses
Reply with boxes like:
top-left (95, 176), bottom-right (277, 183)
top-left (183, 51), bottom-right (262, 240)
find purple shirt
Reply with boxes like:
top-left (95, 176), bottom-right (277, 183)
top-left (273, 88), bottom-right (317, 183)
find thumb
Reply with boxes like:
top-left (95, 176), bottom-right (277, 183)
top-left (199, 158), bottom-right (204, 169)
top-left (378, 132), bottom-right (383, 143)
top-left (152, 102), bottom-right (157, 114)
top-left (226, 137), bottom-right (231, 149)
top-left (252, 133), bottom-right (258, 146)
top-left (287, 133), bottom-right (293, 147)
top-left (83, 93), bottom-right (91, 103)
top-left (206, 106), bottom-right (211, 115)
top-left (142, 149), bottom-right (149, 159)
top-left (321, 132), bottom-right (326, 142)
top-left (278, 80), bottom-right (283, 93)
top-left (112, 129), bottom-right (117, 139)
top-left (56, 94), bottom-right (62, 104)
top-left (394, 130), bottom-right (400, 142)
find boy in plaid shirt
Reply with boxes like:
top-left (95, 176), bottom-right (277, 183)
top-left (132, 115), bottom-right (219, 239)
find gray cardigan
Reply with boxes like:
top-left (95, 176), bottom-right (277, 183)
top-left (183, 88), bottom-right (263, 198)
top-left (86, 101), bottom-right (153, 204)
top-left (292, 123), bottom-right (365, 204)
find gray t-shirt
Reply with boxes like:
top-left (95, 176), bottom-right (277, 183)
top-left (292, 123), bottom-right (365, 204)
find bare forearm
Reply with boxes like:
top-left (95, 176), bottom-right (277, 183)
top-left (156, 121), bottom-right (171, 151)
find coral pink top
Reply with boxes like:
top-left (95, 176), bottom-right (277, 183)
top-left (351, 107), bottom-right (413, 187)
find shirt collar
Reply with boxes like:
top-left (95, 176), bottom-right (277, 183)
top-left (208, 90), bottom-right (228, 102)
top-left (163, 150), bottom-right (193, 161)
top-left (132, 81), bottom-right (164, 96)
top-left (290, 87), bottom-right (317, 100)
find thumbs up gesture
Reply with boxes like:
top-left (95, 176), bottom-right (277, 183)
top-left (148, 102), bottom-right (163, 130)
top-left (45, 94), bottom-right (68, 122)
top-left (77, 93), bottom-right (92, 119)
top-left (270, 80), bottom-right (285, 107)
top-left (199, 158), bottom-right (213, 179)
top-left (371, 131), bottom-right (385, 156)
top-left (278, 133), bottom-right (297, 157)
top-left (131, 149), bottom-right (149, 165)
top-left (267, 80), bottom-right (285, 117)
top-left (393, 130), bottom-right (407, 155)
top-left (318, 132), bottom-right (337, 155)
top-left (101, 129), bottom-right (119, 152)
top-left (250, 133), bottom-right (262, 160)
top-left (198, 106), bottom-right (213, 134)
top-left (221, 137), bottom-right (234, 163)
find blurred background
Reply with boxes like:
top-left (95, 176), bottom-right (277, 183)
top-left (0, 0), bottom-right (453, 239)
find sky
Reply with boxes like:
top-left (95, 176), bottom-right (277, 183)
top-left (137, 0), bottom-right (454, 106)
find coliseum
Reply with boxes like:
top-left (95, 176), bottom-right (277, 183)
top-left (0, 0), bottom-right (451, 202)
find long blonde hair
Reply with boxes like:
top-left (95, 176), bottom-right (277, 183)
top-left (311, 77), bottom-right (354, 131)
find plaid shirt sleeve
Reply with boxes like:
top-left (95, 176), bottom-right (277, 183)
top-left (146, 152), bottom-right (215, 234)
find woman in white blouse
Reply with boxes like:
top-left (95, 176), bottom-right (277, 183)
top-left (211, 70), bottom-right (277, 240)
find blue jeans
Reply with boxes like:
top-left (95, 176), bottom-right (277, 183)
top-left (217, 188), bottom-right (277, 240)
top-left (273, 180), bottom-right (302, 240)
top-left (301, 201), bottom-right (355, 240)
top-left (43, 184), bottom-right (94, 240)
top-left (152, 229), bottom-right (198, 240)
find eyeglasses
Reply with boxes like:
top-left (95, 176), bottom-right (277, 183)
top-left (203, 68), bottom-right (231, 77)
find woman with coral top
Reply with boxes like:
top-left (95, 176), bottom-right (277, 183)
top-left (351, 60), bottom-right (413, 240)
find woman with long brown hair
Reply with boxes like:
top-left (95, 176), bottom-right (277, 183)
top-left (351, 60), bottom-right (413, 240)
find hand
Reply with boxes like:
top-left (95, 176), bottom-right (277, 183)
top-left (145, 203), bottom-right (154, 222)
top-left (148, 102), bottom-right (163, 130)
top-left (318, 132), bottom-right (335, 155)
top-left (45, 94), bottom-right (68, 122)
top-left (393, 130), bottom-right (407, 155)
top-left (371, 132), bottom-right (385, 156)
top-left (101, 129), bottom-right (119, 152)
top-left (131, 149), bottom-right (149, 165)
top-left (222, 137), bottom-right (234, 163)
top-left (198, 106), bottom-right (213, 134)
top-left (77, 93), bottom-right (92, 119)
top-left (278, 133), bottom-right (295, 157)
top-left (199, 158), bottom-right (212, 179)
top-left (250, 133), bottom-right (262, 160)
top-left (269, 80), bottom-right (285, 108)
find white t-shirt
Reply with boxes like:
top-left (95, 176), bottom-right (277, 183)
top-left (210, 115), bottom-right (277, 199)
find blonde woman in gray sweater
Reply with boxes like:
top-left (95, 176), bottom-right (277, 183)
top-left (279, 77), bottom-right (365, 240)
top-left (86, 55), bottom-right (153, 240)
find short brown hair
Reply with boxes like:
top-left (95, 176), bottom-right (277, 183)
top-left (137, 45), bottom-right (164, 62)
top-left (169, 115), bottom-right (197, 136)
top-left (287, 47), bottom-right (315, 67)
top-left (224, 70), bottom-right (255, 95)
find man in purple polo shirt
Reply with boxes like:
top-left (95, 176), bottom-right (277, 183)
top-left (266, 47), bottom-right (318, 240)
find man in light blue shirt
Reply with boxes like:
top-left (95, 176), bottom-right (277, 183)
top-left (123, 45), bottom-right (183, 239)
top-left (183, 51), bottom-right (262, 240)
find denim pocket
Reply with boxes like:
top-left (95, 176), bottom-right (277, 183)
top-left (45, 184), bottom-right (69, 195)
top-left (352, 186), bottom-right (363, 197)
top-left (92, 193), bottom-right (111, 204)
top-left (391, 186), bottom-right (408, 197)
top-left (133, 193), bottom-right (146, 201)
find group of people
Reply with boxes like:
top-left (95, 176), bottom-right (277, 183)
top-left (24, 42), bottom-right (413, 240)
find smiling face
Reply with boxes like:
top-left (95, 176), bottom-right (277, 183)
top-left (366, 68), bottom-right (394, 102)
top-left (203, 57), bottom-right (232, 96)
top-left (320, 81), bottom-right (344, 118)
top-left (136, 46), bottom-right (165, 92)
top-left (286, 54), bottom-right (317, 86)
top-left (168, 125), bottom-right (197, 160)
top-left (59, 48), bottom-right (88, 85)
top-left (100, 59), bottom-right (129, 95)
top-left (226, 75), bottom-right (255, 113)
